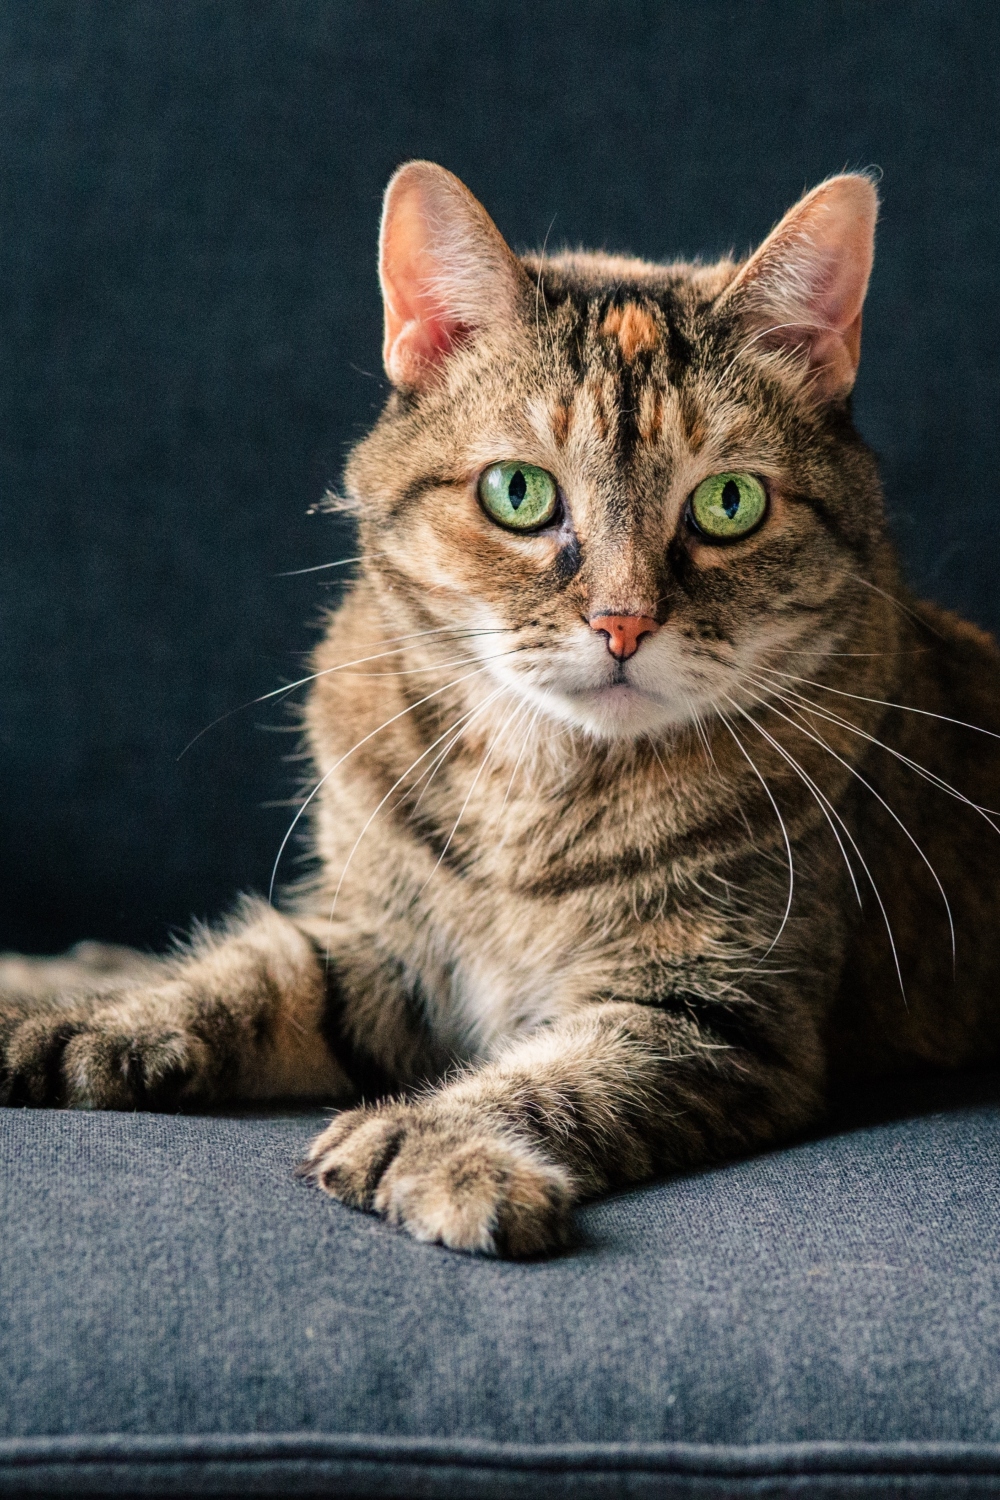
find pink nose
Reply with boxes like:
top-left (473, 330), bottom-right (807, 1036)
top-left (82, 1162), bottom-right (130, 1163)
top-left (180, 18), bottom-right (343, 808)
top-left (589, 614), bottom-right (659, 661)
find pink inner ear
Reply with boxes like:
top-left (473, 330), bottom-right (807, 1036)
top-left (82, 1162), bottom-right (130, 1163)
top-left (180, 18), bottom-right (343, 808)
top-left (377, 161), bottom-right (524, 392)
top-left (380, 180), bottom-right (471, 390)
top-left (732, 176), bottom-right (877, 401)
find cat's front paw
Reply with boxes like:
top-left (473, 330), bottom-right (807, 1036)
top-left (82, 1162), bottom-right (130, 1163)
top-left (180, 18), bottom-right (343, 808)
top-left (301, 1103), bottom-right (574, 1257)
top-left (0, 993), bottom-right (211, 1108)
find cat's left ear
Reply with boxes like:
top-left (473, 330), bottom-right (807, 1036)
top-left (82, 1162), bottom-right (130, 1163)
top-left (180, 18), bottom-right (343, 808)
top-left (379, 161), bottom-right (528, 391)
top-left (720, 174), bottom-right (878, 402)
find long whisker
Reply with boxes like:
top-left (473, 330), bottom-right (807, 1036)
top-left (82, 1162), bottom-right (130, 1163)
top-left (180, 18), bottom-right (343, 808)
top-left (679, 689), bottom-right (717, 771)
top-left (778, 648), bottom-right (932, 659)
top-left (747, 672), bottom-right (1000, 836)
top-left (418, 691), bottom-right (523, 894)
top-left (267, 661), bottom-right (498, 902)
top-left (846, 574), bottom-right (946, 639)
top-left (495, 701), bottom-right (543, 836)
top-left (276, 556), bottom-right (366, 577)
top-left (324, 685), bottom-right (510, 928)
top-left (723, 693), bottom-right (861, 908)
top-left (405, 686), bottom-right (518, 819)
top-left (406, 728), bottom-right (467, 818)
top-left (335, 651), bottom-right (519, 679)
top-left (754, 664), bottom-right (1000, 744)
top-left (725, 319), bottom-right (839, 379)
top-left (714, 707), bottom-right (795, 958)
top-left (744, 682), bottom-right (956, 968)
top-left (646, 734), bottom-right (671, 783)
top-left (402, 684), bottom-right (523, 817)
top-left (178, 627), bottom-right (517, 757)
top-left (534, 217), bottom-right (557, 363)
top-left (728, 690), bottom-right (908, 1000)
top-left (320, 692), bottom-right (514, 968)
top-left (276, 547), bottom-right (409, 577)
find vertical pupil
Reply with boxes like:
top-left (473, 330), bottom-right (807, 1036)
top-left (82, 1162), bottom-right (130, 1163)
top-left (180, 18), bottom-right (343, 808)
top-left (508, 469), bottom-right (527, 509)
top-left (721, 479), bottom-right (741, 518)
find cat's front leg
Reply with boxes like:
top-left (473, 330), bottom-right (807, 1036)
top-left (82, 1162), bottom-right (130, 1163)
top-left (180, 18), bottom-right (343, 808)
top-left (0, 900), bottom-right (350, 1108)
top-left (302, 997), bottom-right (824, 1257)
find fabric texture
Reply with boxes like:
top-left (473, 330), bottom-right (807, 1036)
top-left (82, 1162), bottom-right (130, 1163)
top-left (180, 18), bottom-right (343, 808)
top-left (3, 1080), bottom-right (1000, 1495)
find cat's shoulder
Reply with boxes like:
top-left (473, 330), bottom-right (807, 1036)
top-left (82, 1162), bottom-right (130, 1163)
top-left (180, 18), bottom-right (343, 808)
top-left (912, 596), bottom-right (1000, 665)
top-left (905, 595), bottom-right (1000, 734)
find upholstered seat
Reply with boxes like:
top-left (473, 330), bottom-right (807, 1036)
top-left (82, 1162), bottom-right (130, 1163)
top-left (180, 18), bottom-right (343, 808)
top-left (3, 1078), bottom-right (1000, 1496)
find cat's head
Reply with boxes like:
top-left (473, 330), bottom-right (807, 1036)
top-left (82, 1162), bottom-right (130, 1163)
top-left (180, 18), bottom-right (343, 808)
top-left (345, 162), bottom-right (882, 743)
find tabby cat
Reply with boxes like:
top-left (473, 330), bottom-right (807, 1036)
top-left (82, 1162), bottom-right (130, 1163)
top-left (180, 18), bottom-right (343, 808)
top-left (4, 162), bottom-right (1000, 1258)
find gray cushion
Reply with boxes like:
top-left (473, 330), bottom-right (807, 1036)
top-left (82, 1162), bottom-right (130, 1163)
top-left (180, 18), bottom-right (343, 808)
top-left (3, 1084), bottom-right (1000, 1496)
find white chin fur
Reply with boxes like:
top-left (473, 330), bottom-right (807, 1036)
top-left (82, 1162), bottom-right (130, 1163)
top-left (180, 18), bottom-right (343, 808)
top-left (495, 671), bottom-right (706, 742)
top-left (481, 628), bottom-right (722, 743)
top-left (543, 683), bottom-right (692, 740)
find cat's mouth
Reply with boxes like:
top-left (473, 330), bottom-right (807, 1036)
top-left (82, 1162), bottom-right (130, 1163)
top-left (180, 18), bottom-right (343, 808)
top-left (575, 681), bottom-right (657, 706)
top-left (555, 678), bottom-right (691, 740)
top-left (488, 629), bottom-right (723, 741)
top-left (590, 679), bottom-right (642, 699)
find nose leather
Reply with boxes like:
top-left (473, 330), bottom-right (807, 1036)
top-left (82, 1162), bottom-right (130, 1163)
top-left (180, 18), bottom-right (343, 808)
top-left (589, 614), bottom-right (659, 661)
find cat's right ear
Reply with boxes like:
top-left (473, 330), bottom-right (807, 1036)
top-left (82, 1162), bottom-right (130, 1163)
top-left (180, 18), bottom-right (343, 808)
top-left (379, 162), bottom-right (527, 391)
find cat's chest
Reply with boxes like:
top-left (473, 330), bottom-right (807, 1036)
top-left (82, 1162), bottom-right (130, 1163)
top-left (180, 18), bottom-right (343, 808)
top-left (411, 853), bottom-right (739, 1060)
top-left (391, 799), bottom-right (724, 1056)
top-left (315, 705), bottom-right (743, 1052)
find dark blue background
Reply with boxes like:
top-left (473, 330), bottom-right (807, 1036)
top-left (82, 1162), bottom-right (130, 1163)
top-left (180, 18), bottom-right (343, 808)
top-left (1, 1), bottom-right (997, 952)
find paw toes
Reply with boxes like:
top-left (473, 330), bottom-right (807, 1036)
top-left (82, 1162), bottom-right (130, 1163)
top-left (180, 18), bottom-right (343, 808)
top-left (0, 1002), bottom-right (205, 1110)
top-left (62, 1027), bottom-right (198, 1108)
top-left (378, 1131), bottom-right (574, 1258)
top-left (375, 1142), bottom-right (500, 1253)
top-left (492, 1156), bottom-right (574, 1258)
top-left (303, 1109), bottom-right (575, 1259)
top-left (303, 1108), bottom-right (408, 1208)
top-left (1, 1013), bottom-right (82, 1106)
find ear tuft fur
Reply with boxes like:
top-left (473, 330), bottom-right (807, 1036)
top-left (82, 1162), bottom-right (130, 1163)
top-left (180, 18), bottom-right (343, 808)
top-left (722, 174), bottom-right (879, 401)
top-left (379, 161), bottom-right (526, 391)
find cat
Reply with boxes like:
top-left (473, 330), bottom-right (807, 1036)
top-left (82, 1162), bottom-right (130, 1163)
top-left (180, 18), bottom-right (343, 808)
top-left (4, 161), bottom-right (1000, 1258)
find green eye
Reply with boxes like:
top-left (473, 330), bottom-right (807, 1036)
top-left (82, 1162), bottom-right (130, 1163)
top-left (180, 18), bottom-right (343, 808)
top-left (478, 462), bottom-right (559, 531)
top-left (689, 472), bottom-right (767, 540)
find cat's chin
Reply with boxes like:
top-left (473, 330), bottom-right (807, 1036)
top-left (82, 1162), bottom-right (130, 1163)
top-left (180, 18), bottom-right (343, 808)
top-left (544, 683), bottom-right (692, 743)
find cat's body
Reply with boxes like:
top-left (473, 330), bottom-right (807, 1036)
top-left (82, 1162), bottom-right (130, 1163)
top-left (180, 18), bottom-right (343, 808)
top-left (4, 163), bottom-right (1000, 1256)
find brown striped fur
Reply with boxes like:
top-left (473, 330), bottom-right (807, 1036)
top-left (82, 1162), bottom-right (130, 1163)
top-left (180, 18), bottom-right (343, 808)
top-left (4, 164), bottom-right (1000, 1258)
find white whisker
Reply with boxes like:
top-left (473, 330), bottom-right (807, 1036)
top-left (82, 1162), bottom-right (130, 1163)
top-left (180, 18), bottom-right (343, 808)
top-left (323, 686), bottom-right (511, 936)
top-left (726, 692), bottom-right (907, 1001)
top-left (747, 672), bottom-right (1000, 837)
top-left (178, 627), bottom-right (518, 757)
top-left (533, 217), bottom-right (557, 364)
top-left (723, 692), bottom-right (862, 909)
top-left (846, 574), bottom-right (946, 638)
top-left (418, 691), bottom-right (523, 895)
top-left (267, 661), bottom-right (499, 903)
top-left (715, 708), bottom-right (795, 959)
top-left (276, 556), bottom-right (366, 577)
top-left (495, 701), bottom-right (543, 839)
top-left (754, 664), bottom-right (1000, 745)
top-left (744, 682), bottom-right (955, 969)
top-left (679, 690), bottom-right (717, 771)
top-left (405, 689), bottom-right (515, 820)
